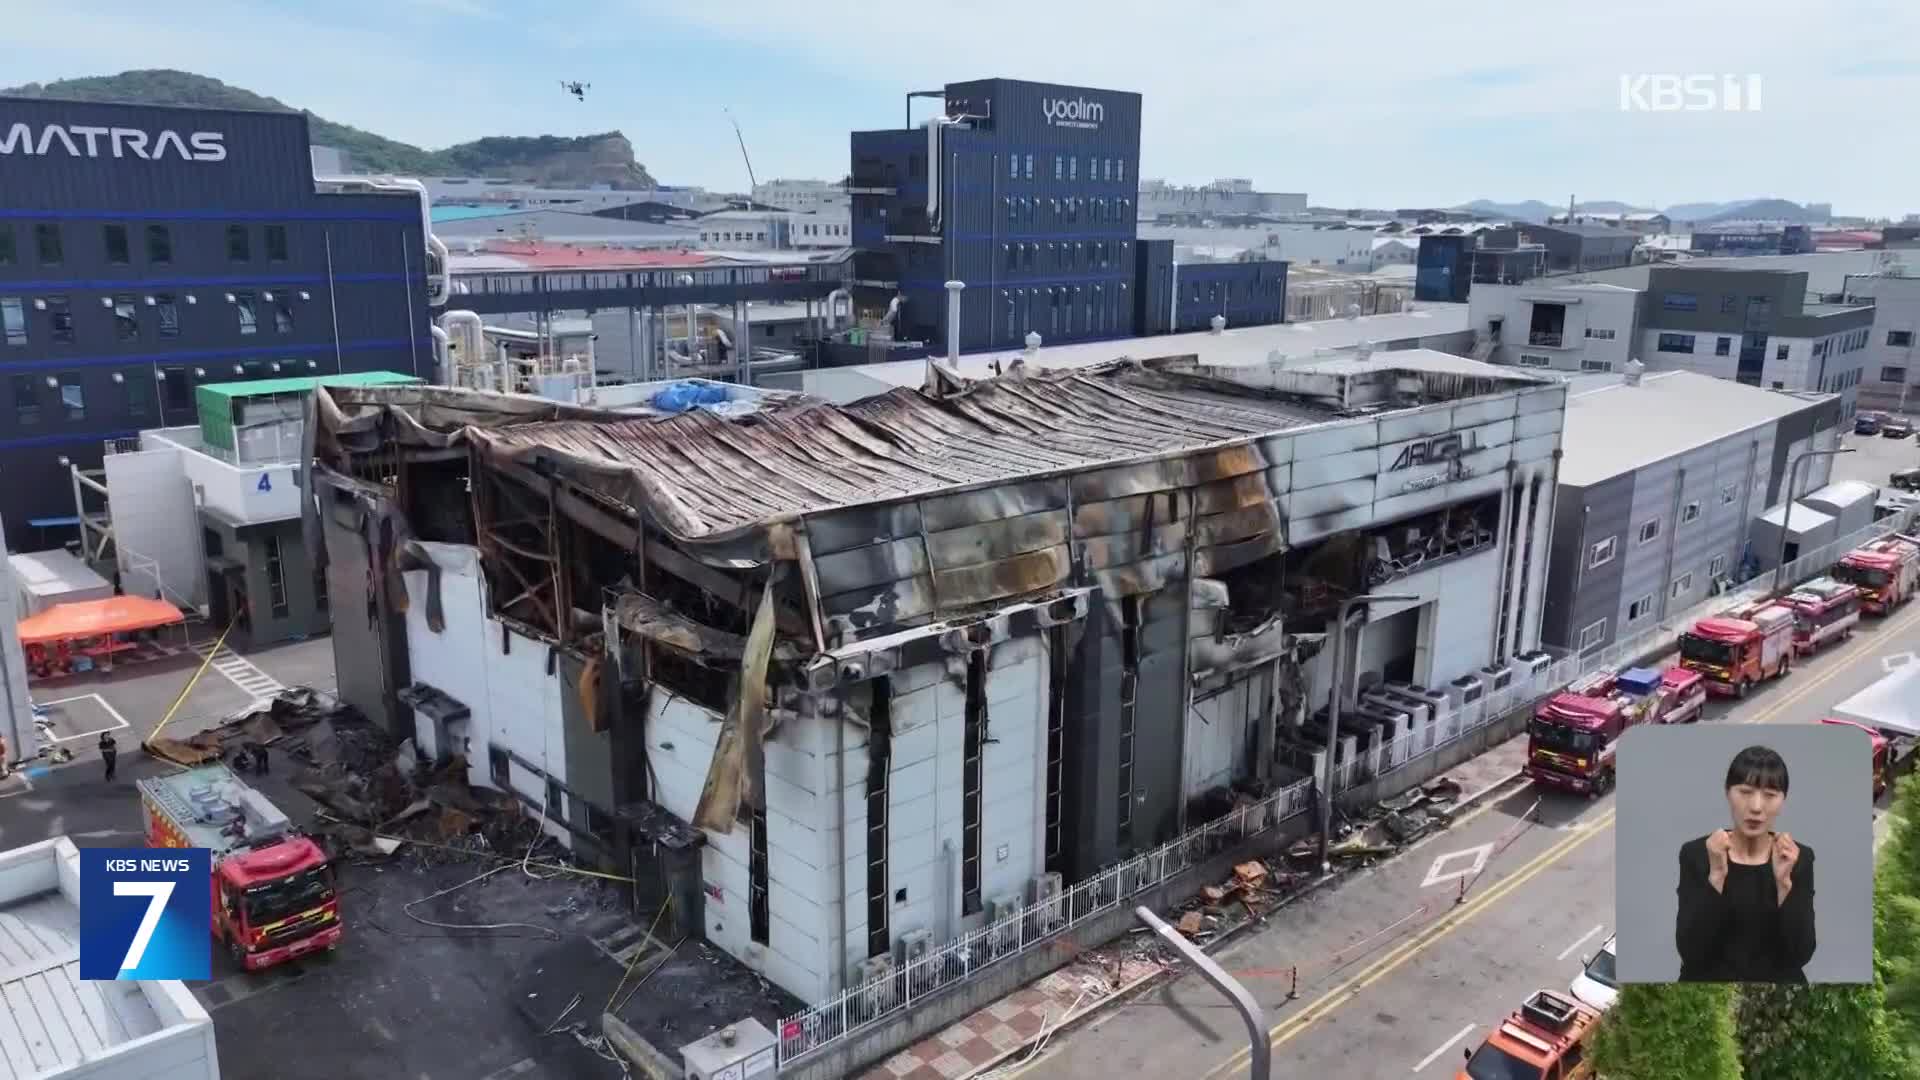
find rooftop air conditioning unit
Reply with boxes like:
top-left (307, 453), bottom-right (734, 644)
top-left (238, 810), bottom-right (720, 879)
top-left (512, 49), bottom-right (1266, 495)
top-left (895, 929), bottom-right (933, 967)
top-left (1030, 873), bottom-right (1065, 932)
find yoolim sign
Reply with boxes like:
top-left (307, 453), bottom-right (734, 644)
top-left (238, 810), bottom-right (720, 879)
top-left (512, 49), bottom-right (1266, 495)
top-left (1042, 96), bottom-right (1105, 130)
top-left (0, 123), bottom-right (227, 162)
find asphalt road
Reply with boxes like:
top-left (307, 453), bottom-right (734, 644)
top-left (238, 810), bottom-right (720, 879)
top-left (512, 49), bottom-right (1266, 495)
top-left (1009, 596), bottom-right (1920, 1080)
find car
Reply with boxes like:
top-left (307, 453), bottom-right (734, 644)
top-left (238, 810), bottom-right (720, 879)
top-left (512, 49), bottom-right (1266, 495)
top-left (1892, 466), bottom-right (1920, 493)
top-left (1569, 934), bottom-right (1618, 1010)
top-left (1857, 413), bottom-right (1885, 435)
top-left (1883, 417), bottom-right (1916, 439)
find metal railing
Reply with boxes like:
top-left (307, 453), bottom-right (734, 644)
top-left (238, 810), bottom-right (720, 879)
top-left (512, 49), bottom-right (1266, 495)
top-left (775, 505), bottom-right (1920, 1069)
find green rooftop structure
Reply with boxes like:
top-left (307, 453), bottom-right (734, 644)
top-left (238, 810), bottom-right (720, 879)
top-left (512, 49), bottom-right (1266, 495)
top-left (195, 371), bottom-right (419, 453)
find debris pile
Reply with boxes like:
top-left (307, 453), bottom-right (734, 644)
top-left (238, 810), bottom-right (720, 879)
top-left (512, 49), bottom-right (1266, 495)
top-left (144, 686), bottom-right (347, 767)
top-left (1171, 858), bottom-right (1304, 944)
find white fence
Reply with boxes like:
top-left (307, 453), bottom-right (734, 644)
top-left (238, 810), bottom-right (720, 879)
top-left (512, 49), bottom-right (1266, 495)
top-left (775, 505), bottom-right (1920, 1069)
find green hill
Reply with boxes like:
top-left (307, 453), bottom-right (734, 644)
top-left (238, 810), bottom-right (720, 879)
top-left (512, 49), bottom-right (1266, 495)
top-left (2, 69), bottom-right (658, 188)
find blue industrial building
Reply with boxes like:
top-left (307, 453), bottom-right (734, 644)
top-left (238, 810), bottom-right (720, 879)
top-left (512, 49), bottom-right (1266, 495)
top-left (0, 97), bottom-right (441, 537)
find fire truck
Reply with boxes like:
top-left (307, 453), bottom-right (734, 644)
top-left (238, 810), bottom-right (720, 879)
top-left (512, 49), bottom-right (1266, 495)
top-left (1458, 990), bottom-right (1599, 1080)
top-left (1614, 665), bottom-right (1708, 725)
top-left (1678, 602), bottom-right (1795, 697)
top-left (138, 762), bottom-right (342, 971)
top-left (1525, 672), bottom-right (1635, 796)
top-left (1821, 718), bottom-right (1893, 798)
top-left (1832, 535), bottom-right (1920, 615)
top-left (1780, 576), bottom-right (1862, 655)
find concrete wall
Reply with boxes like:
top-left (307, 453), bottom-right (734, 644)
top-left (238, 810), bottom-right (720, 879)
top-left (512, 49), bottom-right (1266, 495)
top-left (103, 446), bottom-right (204, 607)
top-left (0, 514), bottom-right (31, 763)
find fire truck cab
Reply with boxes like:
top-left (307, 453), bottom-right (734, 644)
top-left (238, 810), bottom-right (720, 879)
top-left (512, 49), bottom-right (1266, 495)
top-left (1781, 576), bottom-right (1862, 655)
top-left (1680, 604), bottom-right (1795, 697)
top-left (1459, 990), bottom-right (1598, 1080)
top-left (1526, 679), bottom-right (1631, 797)
top-left (1833, 535), bottom-right (1920, 615)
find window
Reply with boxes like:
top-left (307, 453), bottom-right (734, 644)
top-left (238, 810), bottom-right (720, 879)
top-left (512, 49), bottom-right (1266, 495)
top-left (1069, 157), bottom-right (1078, 181)
top-left (0, 224), bottom-right (13, 265)
top-left (488, 746), bottom-right (509, 787)
top-left (1721, 481), bottom-right (1739, 505)
top-left (1589, 536), bottom-right (1617, 568)
top-left (1578, 619), bottom-right (1607, 652)
top-left (1661, 292), bottom-right (1698, 311)
top-left (11, 375), bottom-right (39, 426)
top-left (113, 296), bottom-right (137, 341)
top-left (226, 225), bottom-right (251, 261)
top-left (156, 294), bottom-right (179, 338)
top-left (1638, 518), bottom-right (1661, 545)
top-left (1117, 159), bottom-right (1125, 182)
top-left (273, 296), bottom-right (294, 334)
top-left (124, 369), bottom-right (154, 418)
top-left (57, 372), bottom-right (83, 420)
top-left (35, 224), bottom-right (62, 265)
top-left (1771, 381), bottom-right (1784, 389)
top-left (546, 778), bottom-right (563, 820)
top-left (1580, 359), bottom-right (1612, 372)
top-left (1, 298), bottom-right (24, 346)
top-left (265, 224), bottom-right (288, 262)
top-left (1009, 155), bottom-right (1019, 180)
top-left (1709, 554), bottom-right (1728, 579)
top-left (264, 534), bottom-right (288, 617)
top-left (1024, 153), bottom-right (1033, 179)
top-left (46, 296), bottom-right (73, 343)
top-left (1628, 594), bottom-right (1655, 621)
top-left (162, 367), bottom-right (191, 411)
top-left (1672, 572), bottom-right (1694, 598)
top-left (235, 292), bottom-right (257, 335)
top-left (1103, 158), bottom-right (1113, 181)
top-left (1054, 155), bottom-right (1062, 180)
top-left (1680, 501), bottom-right (1701, 525)
top-left (1884, 366), bottom-right (1909, 384)
top-left (1720, 295), bottom-right (1737, 314)
top-left (1583, 327), bottom-right (1616, 340)
top-left (1657, 333), bottom-right (1695, 353)
top-left (1518, 353), bottom-right (1551, 367)
top-left (1776, 343), bottom-right (1790, 361)
top-left (1890, 330), bottom-right (1914, 348)
top-left (1715, 336), bottom-right (1731, 356)
top-left (104, 224), bottom-right (130, 265)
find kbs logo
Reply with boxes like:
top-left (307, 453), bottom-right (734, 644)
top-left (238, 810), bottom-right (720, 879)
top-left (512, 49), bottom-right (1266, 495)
top-left (1619, 74), bottom-right (1762, 113)
top-left (78, 848), bottom-right (210, 980)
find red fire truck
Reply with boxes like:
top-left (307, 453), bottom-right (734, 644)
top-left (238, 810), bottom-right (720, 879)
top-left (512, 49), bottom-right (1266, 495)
top-left (138, 762), bottom-right (342, 971)
top-left (1678, 602), bottom-right (1795, 697)
top-left (1615, 666), bottom-right (1708, 725)
top-left (1833, 535), bottom-right (1920, 615)
top-left (1525, 672), bottom-right (1636, 796)
top-left (1780, 576), bottom-right (1862, 655)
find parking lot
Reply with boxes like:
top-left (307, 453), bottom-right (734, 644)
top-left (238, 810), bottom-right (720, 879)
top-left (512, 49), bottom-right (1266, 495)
top-left (1835, 407), bottom-right (1920, 488)
top-left (3, 634), bottom-right (788, 1080)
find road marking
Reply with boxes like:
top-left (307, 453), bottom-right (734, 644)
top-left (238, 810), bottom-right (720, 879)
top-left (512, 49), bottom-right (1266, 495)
top-left (1556, 923), bottom-right (1605, 961)
top-left (1412, 1023), bottom-right (1477, 1073)
top-left (1195, 595), bottom-right (1920, 1080)
top-left (476, 1059), bottom-right (537, 1080)
top-left (1420, 843), bottom-right (1493, 888)
top-left (35, 693), bottom-right (131, 743)
top-left (192, 641), bottom-right (287, 706)
top-left (1883, 650), bottom-right (1916, 672)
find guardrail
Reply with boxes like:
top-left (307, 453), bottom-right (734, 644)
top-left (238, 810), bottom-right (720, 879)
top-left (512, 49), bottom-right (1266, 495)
top-left (775, 505), bottom-right (1920, 1069)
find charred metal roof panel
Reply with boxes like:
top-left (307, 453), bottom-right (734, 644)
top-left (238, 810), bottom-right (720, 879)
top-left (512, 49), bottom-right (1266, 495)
top-left (476, 362), bottom-right (1331, 538)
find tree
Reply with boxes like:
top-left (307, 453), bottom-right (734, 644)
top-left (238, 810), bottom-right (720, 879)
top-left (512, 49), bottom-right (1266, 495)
top-left (1876, 775), bottom-right (1920, 1060)
top-left (1589, 982), bottom-right (1741, 1080)
top-left (1733, 983), bottom-right (1902, 1080)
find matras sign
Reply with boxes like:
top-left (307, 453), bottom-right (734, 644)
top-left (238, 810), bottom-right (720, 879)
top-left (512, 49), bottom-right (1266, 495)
top-left (0, 123), bottom-right (227, 162)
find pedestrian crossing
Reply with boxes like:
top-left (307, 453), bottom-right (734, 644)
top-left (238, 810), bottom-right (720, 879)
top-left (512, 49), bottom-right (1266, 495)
top-left (192, 641), bottom-right (288, 706)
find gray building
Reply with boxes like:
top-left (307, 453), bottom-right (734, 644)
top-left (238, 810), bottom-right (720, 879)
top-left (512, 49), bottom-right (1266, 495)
top-left (1838, 271), bottom-right (1920, 412)
top-left (1485, 223), bottom-right (1637, 273)
top-left (1540, 369), bottom-right (1841, 654)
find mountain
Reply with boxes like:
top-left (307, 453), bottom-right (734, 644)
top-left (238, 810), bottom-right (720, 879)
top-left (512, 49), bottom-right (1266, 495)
top-left (1662, 200), bottom-right (1755, 223)
top-left (1699, 198), bottom-right (1820, 223)
top-left (1, 70), bottom-right (659, 188)
top-left (1454, 198), bottom-right (1657, 222)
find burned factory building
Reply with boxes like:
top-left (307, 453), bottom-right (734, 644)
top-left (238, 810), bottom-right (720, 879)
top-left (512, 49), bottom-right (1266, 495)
top-left (306, 350), bottom-right (1565, 1003)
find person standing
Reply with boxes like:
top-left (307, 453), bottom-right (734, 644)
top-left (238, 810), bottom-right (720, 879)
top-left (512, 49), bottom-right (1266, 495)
top-left (98, 731), bottom-right (118, 782)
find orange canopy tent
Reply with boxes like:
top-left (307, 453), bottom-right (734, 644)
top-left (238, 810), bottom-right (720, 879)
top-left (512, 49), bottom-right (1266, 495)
top-left (17, 595), bottom-right (185, 646)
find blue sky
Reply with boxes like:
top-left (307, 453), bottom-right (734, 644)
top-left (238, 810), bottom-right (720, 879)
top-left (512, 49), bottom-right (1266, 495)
top-left (7, 0), bottom-right (1917, 216)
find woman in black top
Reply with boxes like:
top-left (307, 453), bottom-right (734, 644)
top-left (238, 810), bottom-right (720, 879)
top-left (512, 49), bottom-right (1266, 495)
top-left (1675, 745), bottom-right (1816, 983)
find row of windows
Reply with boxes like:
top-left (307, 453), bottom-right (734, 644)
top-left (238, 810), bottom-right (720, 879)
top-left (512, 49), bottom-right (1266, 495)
top-left (696, 223), bottom-right (849, 245)
top-left (1003, 195), bottom-right (1132, 228)
top-left (1659, 292), bottom-right (1776, 319)
top-left (1622, 556), bottom-right (1729, 626)
top-left (1003, 239), bottom-right (1130, 273)
top-left (1588, 483), bottom-right (1744, 570)
top-left (996, 283), bottom-right (1129, 341)
top-left (5, 359), bottom-right (325, 428)
top-left (1818, 367), bottom-right (1861, 394)
top-left (1583, 327), bottom-right (1616, 340)
top-left (1, 289), bottom-right (299, 347)
top-left (1006, 153), bottom-right (1128, 185)
top-left (0, 222), bottom-right (290, 268)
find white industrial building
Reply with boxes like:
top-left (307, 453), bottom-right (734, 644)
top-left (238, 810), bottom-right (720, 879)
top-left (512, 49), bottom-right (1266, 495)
top-left (752, 179), bottom-right (850, 215)
top-left (1468, 281), bottom-right (1641, 374)
top-left (314, 348), bottom-right (1565, 1006)
top-left (1839, 270), bottom-right (1920, 412)
top-left (0, 837), bottom-right (220, 1080)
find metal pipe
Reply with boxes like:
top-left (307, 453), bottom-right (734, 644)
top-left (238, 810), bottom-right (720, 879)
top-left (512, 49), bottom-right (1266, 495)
top-left (1136, 905), bottom-right (1270, 1080)
top-left (1773, 447), bottom-right (1853, 591)
top-left (945, 280), bottom-right (965, 366)
top-left (1320, 592), bottom-right (1416, 871)
top-left (429, 325), bottom-right (452, 385)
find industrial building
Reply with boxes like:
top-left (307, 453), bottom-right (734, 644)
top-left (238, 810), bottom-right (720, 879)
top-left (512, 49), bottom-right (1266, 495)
top-left (1468, 281), bottom-right (1641, 373)
top-left (1540, 367), bottom-right (1841, 654)
top-left (0, 96), bottom-right (446, 540)
top-left (310, 346), bottom-right (1565, 1005)
top-left (1838, 270), bottom-right (1920, 412)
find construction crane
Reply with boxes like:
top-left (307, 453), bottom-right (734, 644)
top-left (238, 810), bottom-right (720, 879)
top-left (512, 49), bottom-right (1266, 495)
top-left (724, 108), bottom-right (757, 190)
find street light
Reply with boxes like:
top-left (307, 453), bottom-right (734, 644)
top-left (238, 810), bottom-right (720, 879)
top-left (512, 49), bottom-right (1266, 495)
top-left (1319, 592), bottom-right (1418, 872)
top-left (1773, 446), bottom-right (1854, 591)
top-left (1136, 905), bottom-right (1270, 1080)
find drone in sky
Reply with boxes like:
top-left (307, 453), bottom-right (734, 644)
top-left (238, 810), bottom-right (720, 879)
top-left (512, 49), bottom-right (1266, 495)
top-left (561, 80), bottom-right (590, 102)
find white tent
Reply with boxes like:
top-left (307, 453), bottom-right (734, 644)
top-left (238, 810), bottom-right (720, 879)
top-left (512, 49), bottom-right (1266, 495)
top-left (1832, 663), bottom-right (1920, 737)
